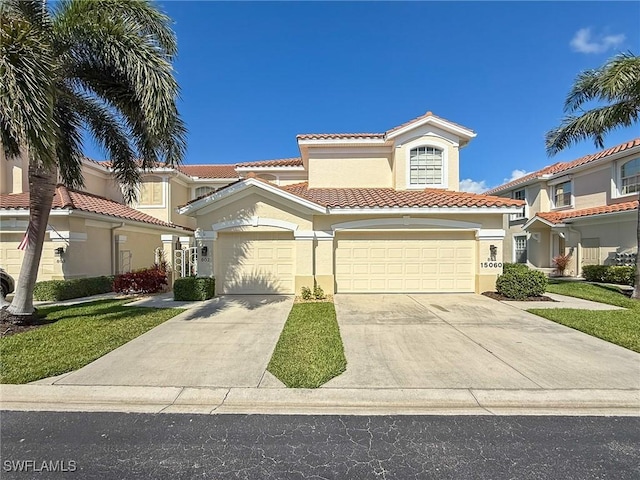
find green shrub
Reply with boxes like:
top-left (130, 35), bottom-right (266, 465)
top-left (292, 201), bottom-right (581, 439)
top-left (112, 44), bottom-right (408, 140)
top-left (582, 265), bottom-right (635, 286)
top-left (496, 268), bottom-right (548, 300)
top-left (173, 277), bottom-right (215, 301)
top-left (300, 286), bottom-right (312, 300)
top-left (502, 262), bottom-right (529, 274)
top-left (33, 276), bottom-right (114, 301)
top-left (113, 267), bottom-right (167, 294)
top-left (313, 284), bottom-right (326, 300)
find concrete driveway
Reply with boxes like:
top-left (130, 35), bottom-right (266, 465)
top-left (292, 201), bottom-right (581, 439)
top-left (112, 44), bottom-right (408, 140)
top-left (56, 295), bottom-right (292, 388)
top-left (324, 294), bottom-right (640, 390)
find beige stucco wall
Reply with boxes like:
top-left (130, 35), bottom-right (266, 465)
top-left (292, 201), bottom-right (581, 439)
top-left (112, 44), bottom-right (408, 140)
top-left (0, 152), bottom-right (29, 194)
top-left (569, 218), bottom-right (637, 266)
top-left (116, 228), bottom-right (164, 273)
top-left (392, 132), bottom-right (460, 191)
top-left (307, 151), bottom-right (392, 189)
top-left (573, 167), bottom-right (610, 209)
top-left (169, 179), bottom-right (196, 229)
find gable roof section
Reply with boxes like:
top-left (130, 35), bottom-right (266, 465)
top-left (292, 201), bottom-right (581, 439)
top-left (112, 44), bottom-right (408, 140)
top-left (528, 201), bottom-right (639, 226)
top-left (296, 111), bottom-right (476, 144)
top-left (282, 183), bottom-right (523, 209)
top-left (1, 185), bottom-right (190, 230)
top-left (486, 138), bottom-right (640, 195)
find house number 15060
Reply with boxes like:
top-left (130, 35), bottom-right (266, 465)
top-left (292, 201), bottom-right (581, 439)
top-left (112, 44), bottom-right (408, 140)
top-left (480, 262), bottom-right (503, 268)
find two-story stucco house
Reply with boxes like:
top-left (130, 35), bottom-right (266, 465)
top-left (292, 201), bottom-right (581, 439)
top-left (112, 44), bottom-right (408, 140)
top-left (178, 111), bottom-right (523, 295)
top-left (486, 139), bottom-right (640, 276)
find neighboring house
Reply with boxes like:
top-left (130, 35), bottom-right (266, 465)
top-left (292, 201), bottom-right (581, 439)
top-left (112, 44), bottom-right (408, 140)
top-left (485, 139), bottom-right (640, 277)
top-left (178, 111), bottom-right (523, 295)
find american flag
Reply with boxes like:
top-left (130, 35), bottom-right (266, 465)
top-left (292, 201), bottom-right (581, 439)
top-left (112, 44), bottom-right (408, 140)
top-left (17, 224), bottom-right (30, 251)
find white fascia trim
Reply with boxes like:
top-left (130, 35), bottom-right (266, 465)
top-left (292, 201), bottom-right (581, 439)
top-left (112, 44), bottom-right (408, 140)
top-left (190, 177), bottom-right (240, 183)
top-left (386, 117), bottom-right (476, 142)
top-left (48, 230), bottom-right (88, 242)
top-left (331, 217), bottom-right (482, 231)
top-left (73, 211), bottom-right (190, 234)
top-left (179, 178), bottom-right (326, 215)
top-left (547, 175), bottom-right (572, 186)
top-left (235, 166), bottom-right (305, 172)
top-left (476, 229), bottom-right (506, 240)
top-left (560, 209), bottom-right (637, 225)
top-left (294, 230), bottom-right (334, 240)
top-left (327, 206), bottom-right (523, 215)
top-left (212, 216), bottom-right (299, 233)
top-left (161, 234), bottom-right (178, 243)
top-left (297, 138), bottom-right (387, 146)
top-left (194, 228), bottom-right (218, 240)
top-left (0, 209), bottom-right (71, 217)
top-left (522, 216), bottom-right (556, 230)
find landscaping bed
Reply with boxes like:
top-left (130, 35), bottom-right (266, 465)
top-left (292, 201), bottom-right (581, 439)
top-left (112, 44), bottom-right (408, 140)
top-left (482, 291), bottom-right (556, 302)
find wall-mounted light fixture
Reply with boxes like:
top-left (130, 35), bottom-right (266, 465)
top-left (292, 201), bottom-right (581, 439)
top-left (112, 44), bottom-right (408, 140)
top-left (201, 245), bottom-right (208, 257)
top-left (54, 246), bottom-right (65, 256)
top-left (175, 240), bottom-right (181, 250)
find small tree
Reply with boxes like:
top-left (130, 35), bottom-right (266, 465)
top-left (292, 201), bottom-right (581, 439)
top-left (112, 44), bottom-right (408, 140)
top-left (552, 254), bottom-right (572, 276)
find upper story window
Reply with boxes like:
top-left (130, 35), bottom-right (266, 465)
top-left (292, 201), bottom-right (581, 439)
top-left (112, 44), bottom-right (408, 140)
top-left (409, 146), bottom-right (443, 186)
top-left (553, 181), bottom-right (572, 208)
top-left (194, 186), bottom-right (215, 198)
top-left (620, 158), bottom-right (640, 195)
top-left (139, 176), bottom-right (163, 206)
top-left (511, 189), bottom-right (526, 219)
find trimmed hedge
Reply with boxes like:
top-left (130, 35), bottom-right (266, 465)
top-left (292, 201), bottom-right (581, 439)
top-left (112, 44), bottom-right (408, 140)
top-left (173, 277), bottom-right (215, 301)
top-left (496, 268), bottom-right (548, 300)
top-left (582, 265), bottom-right (635, 286)
top-left (33, 276), bottom-right (114, 301)
top-left (502, 262), bottom-right (530, 274)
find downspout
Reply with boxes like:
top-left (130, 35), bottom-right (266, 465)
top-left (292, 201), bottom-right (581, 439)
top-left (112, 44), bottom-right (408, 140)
top-left (110, 222), bottom-right (125, 275)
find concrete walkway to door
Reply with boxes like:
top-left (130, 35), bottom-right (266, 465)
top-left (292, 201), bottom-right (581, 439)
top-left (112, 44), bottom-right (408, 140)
top-left (323, 294), bottom-right (640, 390)
top-left (53, 295), bottom-right (293, 388)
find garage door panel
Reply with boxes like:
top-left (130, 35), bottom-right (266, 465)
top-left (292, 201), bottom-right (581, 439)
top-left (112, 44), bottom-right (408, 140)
top-left (217, 232), bottom-right (295, 294)
top-left (335, 232), bottom-right (475, 293)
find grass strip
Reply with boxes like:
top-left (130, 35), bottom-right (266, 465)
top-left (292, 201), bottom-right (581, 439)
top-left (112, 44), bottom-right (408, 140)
top-left (0, 299), bottom-right (181, 384)
top-left (268, 302), bottom-right (346, 388)
top-left (529, 281), bottom-right (640, 353)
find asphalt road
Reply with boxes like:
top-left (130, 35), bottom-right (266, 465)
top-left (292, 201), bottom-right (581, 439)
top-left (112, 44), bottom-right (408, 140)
top-left (1, 411), bottom-right (638, 479)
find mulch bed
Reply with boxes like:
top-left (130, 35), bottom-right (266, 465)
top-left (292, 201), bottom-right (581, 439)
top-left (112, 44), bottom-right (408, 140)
top-left (0, 308), bottom-right (54, 338)
top-left (482, 291), bottom-right (557, 302)
top-left (294, 295), bottom-right (334, 304)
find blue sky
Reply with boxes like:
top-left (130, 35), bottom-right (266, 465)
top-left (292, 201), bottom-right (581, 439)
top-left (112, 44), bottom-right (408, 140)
top-left (86, 1), bottom-right (640, 192)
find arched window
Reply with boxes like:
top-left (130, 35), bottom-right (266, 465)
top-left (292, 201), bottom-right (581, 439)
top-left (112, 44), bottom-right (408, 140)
top-left (621, 158), bottom-right (640, 195)
top-left (194, 186), bottom-right (215, 198)
top-left (139, 176), bottom-right (163, 205)
top-left (409, 146), bottom-right (443, 186)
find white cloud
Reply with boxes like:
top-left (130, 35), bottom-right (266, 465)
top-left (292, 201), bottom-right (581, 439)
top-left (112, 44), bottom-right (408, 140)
top-left (503, 169), bottom-right (530, 184)
top-left (570, 28), bottom-right (625, 54)
top-left (460, 178), bottom-right (489, 194)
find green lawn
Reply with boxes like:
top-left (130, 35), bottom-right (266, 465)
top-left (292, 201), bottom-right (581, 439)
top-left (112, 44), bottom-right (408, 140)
top-left (0, 299), bottom-right (181, 384)
top-left (529, 281), bottom-right (640, 353)
top-left (268, 302), bottom-right (347, 388)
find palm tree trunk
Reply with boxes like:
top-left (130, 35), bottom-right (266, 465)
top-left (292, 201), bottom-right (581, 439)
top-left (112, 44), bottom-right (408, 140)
top-left (634, 193), bottom-right (640, 299)
top-left (5, 159), bottom-right (57, 323)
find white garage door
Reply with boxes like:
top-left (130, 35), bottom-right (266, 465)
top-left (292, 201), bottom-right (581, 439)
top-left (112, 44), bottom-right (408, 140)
top-left (335, 231), bottom-right (475, 293)
top-left (217, 232), bottom-right (295, 294)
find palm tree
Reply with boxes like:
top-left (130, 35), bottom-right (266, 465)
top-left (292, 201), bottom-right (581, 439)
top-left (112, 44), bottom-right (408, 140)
top-left (1, 0), bottom-right (186, 322)
top-left (545, 52), bottom-right (640, 299)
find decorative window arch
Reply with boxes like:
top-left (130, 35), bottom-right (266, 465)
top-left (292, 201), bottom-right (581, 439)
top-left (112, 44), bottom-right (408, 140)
top-left (194, 185), bottom-right (215, 198)
top-left (620, 158), bottom-right (640, 195)
top-left (408, 146), bottom-right (444, 187)
top-left (139, 176), bottom-right (164, 206)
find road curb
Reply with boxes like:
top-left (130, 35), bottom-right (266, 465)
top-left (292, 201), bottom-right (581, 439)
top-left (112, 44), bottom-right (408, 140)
top-left (2, 385), bottom-right (639, 416)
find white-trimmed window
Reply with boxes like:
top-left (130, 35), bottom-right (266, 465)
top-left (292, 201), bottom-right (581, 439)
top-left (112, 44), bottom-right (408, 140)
top-left (620, 158), bottom-right (640, 195)
top-left (511, 189), bottom-right (526, 219)
top-left (139, 176), bottom-right (164, 206)
top-left (513, 235), bottom-right (527, 264)
top-left (194, 186), bottom-right (215, 198)
top-left (553, 181), bottom-right (572, 208)
top-left (409, 146), bottom-right (443, 186)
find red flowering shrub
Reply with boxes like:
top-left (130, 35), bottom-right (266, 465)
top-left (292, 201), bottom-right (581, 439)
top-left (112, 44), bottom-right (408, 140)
top-left (113, 266), bottom-right (167, 294)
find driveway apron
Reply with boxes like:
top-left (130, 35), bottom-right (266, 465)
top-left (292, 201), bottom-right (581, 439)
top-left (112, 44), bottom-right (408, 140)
top-left (324, 294), bottom-right (640, 390)
top-left (56, 295), bottom-right (292, 388)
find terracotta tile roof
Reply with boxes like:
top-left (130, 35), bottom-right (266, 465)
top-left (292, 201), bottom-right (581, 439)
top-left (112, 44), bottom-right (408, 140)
top-left (486, 138), bottom-right (640, 195)
top-left (296, 111), bottom-right (474, 142)
top-left (281, 182), bottom-right (524, 209)
top-left (535, 201), bottom-right (639, 225)
top-left (297, 133), bottom-right (385, 140)
top-left (236, 157), bottom-right (303, 168)
top-left (178, 165), bottom-right (239, 179)
top-left (0, 185), bottom-right (190, 230)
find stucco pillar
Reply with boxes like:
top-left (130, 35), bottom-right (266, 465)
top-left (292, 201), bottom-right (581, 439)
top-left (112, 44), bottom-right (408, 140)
top-left (161, 234), bottom-right (177, 287)
top-left (294, 233), bottom-right (315, 295)
top-left (475, 229), bottom-right (506, 293)
top-left (194, 228), bottom-right (216, 278)
top-left (314, 232), bottom-right (335, 294)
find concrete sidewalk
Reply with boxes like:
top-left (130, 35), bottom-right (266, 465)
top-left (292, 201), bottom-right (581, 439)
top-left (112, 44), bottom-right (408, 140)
top-left (2, 384), bottom-right (638, 416)
top-left (503, 292), bottom-right (626, 310)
